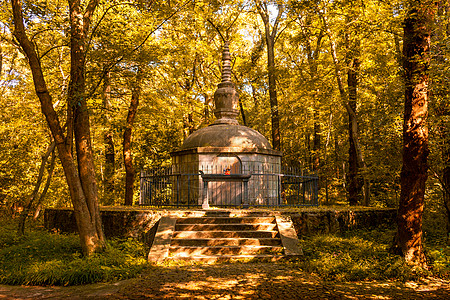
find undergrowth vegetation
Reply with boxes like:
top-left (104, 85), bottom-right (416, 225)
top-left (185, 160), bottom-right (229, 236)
top-left (0, 207), bottom-right (449, 286)
top-left (296, 218), bottom-right (450, 282)
top-left (0, 218), bottom-right (148, 286)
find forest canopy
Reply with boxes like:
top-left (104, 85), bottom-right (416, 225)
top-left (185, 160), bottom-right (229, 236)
top-left (0, 0), bottom-right (448, 215)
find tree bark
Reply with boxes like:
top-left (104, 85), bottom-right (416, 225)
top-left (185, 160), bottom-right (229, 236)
top-left (394, 0), bottom-right (436, 267)
top-left (123, 68), bottom-right (143, 206)
top-left (11, 0), bottom-right (105, 256)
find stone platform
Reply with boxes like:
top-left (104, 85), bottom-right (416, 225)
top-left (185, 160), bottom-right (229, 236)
top-left (44, 207), bottom-right (397, 250)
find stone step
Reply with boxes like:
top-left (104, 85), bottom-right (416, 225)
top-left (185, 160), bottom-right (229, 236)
top-left (176, 217), bottom-right (276, 224)
top-left (172, 230), bottom-right (279, 239)
top-left (169, 245), bottom-right (284, 256)
top-left (174, 223), bottom-right (277, 232)
top-left (170, 254), bottom-right (285, 263)
top-left (148, 214), bottom-right (303, 263)
top-left (170, 238), bottom-right (282, 247)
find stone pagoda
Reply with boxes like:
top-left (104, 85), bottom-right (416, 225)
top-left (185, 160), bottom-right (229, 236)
top-left (171, 42), bottom-right (282, 207)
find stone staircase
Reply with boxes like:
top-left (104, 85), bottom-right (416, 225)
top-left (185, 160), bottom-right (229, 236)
top-left (148, 211), bottom-right (302, 263)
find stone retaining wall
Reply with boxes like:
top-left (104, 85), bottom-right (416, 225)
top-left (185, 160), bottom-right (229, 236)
top-left (44, 209), bottom-right (164, 246)
top-left (44, 208), bottom-right (397, 245)
top-left (289, 209), bottom-right (397, 235)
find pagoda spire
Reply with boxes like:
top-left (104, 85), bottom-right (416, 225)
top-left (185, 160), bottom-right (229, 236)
top-left (221, 42), bottom-right (232, 83)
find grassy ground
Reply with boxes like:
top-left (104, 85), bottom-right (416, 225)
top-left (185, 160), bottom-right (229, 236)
top-left (0, 209), bottom-right (448, 286)
top-left (297, 226), bottom-right (449, 282)
top-left (0, 219), bottom-right (147, 285)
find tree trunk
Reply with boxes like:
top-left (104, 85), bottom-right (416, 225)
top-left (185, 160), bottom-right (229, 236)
top-left (33, 147), bottom-right (56, 220)
top-left (301, 17), bottom-right (323, 172)
top-left (267, 37), bottom-right (281, 151)
top-left (313, 106), bottom-right (320, 171)
top-left (69, 0), bottom-right (105, 249)
top-left (102, 68), bottom-right (115, 204)
top-left (17, 141), bottom-right (55, 235)
top-left (347, 56), bottom-right (360, 206)
top-left (239, 97), bottom-right (247, 126)
top-left (444, 162), bottom-right (450, 245)
top-left (123, 68), bottom-right (143, 206)
top-left (11, 0), bottom-right (105, 256)
top-left (323, 12), bottom-right (369, 206)
top-left (103, 132), bottom-right (115, 203)
top-left (441, 96), bottom-right (450, 245)
top-left (0, 43), bottom-right (3, 76)
top-left (324, 110), bottom-right (333, 205)
top-left (305, 133), bottom-right (311, 169)
top-left (394, 0), bottom-right (436, 267)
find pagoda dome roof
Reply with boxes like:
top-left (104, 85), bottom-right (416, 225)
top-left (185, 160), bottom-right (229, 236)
top-left (180, 124), bottom-right (273, 151)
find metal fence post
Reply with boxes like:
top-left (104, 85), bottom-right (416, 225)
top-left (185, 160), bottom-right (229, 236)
top-left (202, 179), bottom-right (210, 209)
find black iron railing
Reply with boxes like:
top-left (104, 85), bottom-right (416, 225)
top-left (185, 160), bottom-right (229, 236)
top-left (139, 166), bottom-right (318, 208)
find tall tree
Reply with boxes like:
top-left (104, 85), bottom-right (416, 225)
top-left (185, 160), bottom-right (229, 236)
top-left (10, 0), bottom-right (105, 256)
top-left (393, 0), bottom-right (436, 266)
top-left (345, 23), bottom-right (362, 206)
top-left (102, 67), bottom-right (115, 204)
top-left (256, 0), bottom-right (283, 151)
top-left (431, 1), bottom-right (450, 244)
top-left (320, 7), bottom-right (369, 206)
top-left (123, 67), bottom-right (143, 206)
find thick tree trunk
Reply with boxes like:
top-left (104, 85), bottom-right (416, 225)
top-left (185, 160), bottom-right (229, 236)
top-left (11, 0), bottom-right (105, 256)
top-left (69, 0), bottom-right (105, 248)
top-left (395, 0), bottom-right (436, 267)
top-left (123, 69), bottom-right (142, 206)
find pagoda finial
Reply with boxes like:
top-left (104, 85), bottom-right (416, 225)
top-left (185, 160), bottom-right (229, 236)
top-left (213, 41), bottom-right (239, 125)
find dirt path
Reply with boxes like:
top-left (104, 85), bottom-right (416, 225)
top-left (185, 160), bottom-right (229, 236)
top-left (1, 263), bottom-right (449, 299)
